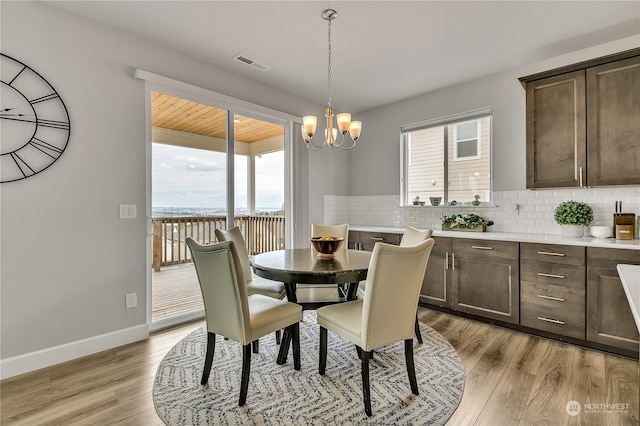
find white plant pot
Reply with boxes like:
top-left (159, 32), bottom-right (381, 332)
top-left (560, 224), bottom-right (585, 238)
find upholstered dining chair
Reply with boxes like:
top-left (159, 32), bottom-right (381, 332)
top-left (186, 238), bottom-right (302, 406)
top-left (317, 238), bottom-right (435, 416)
top-left (357, 226), bottom-right (433, 343)
top-left (296, 223), bottom-right (350, 306)
top-left (215, 227), bottom-right (286, 351)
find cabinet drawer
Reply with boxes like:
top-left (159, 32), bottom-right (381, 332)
top-left (520, 260), bottom-right (585, 288)
top-left (350, 231), bottom-right (401, 251)
top-left (521, 302), bottom-right (585, 339)
top-left (520, 243), bottom-right (585, 265)
top-left (451, 239), bottom-right (518, 258)
top-left (587, 247), bottom-right (640, 269)
top-left (521, 280), bottom-right (585, 309)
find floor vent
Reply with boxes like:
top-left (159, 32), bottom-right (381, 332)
top-left (233, 54), bottom-right (270, 72)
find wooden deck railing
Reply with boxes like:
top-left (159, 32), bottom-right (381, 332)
top-left (152, 215), bottom-right (285, 271)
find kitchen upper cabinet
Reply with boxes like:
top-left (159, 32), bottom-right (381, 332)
top-left (525, 71), bottom-right (586, 189)
top-left (521, 49), bottom-right (640, 189)
top-left (586, 56), bottom-right (640, 186)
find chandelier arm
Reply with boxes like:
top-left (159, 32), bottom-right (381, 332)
top-left (308, 138), bottom-right (326, 150)
top-left (333, 134), bottom-right (357, 150)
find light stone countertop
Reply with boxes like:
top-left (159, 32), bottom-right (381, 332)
top-left (618, 264), bottom-right (640, 332)
top-left (349, 225), bottom-right (640, 250)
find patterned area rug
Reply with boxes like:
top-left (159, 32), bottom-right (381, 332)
top-left (153, 312), bottom-right (465, 425)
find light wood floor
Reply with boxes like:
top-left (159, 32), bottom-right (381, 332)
top-left (1, 308), bottom-right (638, 425)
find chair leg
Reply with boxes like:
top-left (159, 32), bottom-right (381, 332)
top-left (292, 323), bottom-right (301, 371)
top-left (201, 332), bottom-right (216, 385)
top-left (239, 343), bottom-right (252, 406)
top-left (404, 339), bottom-right (419, 395)
top-left (276, 329), bottom-right (281, 345)
top-left (277, 327), bottom-right (292, 365)
top-left (361, 350), bottom-right (372, 417)
top-left (414, 315), bottom-right (423, 344)
top-left (252, 339), bottom-right (259, 353)
top-left (319, 326), bottom-right (328, 375)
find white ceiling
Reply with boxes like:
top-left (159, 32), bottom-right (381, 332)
top-left (47, 1), bottom-right (640, 113)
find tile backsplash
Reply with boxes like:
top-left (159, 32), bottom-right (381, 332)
top-left (325, 187), bottom-right (640, 236)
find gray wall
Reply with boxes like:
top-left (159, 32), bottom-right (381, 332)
top-left (0, 1), bottom-right (331, 368)
top-left (349, 36), bottom-right (640, 195)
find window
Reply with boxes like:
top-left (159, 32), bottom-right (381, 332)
top-left (401, 109), bottom-right (492, 206)
top-left (453, 120), bottom-right (481, 160)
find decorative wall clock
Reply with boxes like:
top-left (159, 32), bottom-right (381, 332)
top-left (1, 53), bottom-right (70, 183)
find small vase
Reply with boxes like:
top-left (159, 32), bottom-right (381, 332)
top-left (560, 224), bottom-right (585, 238)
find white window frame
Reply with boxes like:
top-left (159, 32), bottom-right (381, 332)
top-left (400, 108), bottom-right (492, 207)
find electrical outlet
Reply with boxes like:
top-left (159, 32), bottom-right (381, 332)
top-left (125, 293), bottom-right (137, 309)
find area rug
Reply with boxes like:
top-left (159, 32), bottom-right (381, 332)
top-left (153, 311), bottom-right (465, 425)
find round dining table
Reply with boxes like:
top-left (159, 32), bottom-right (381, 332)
top-left (251, 248), bottom-right (372, 363)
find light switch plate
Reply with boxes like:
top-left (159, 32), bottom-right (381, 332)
top-left (119, 204), bottom-right (137, 219)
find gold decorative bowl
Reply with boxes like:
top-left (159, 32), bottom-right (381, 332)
top-left (310, 237), bottom-right (344, 259)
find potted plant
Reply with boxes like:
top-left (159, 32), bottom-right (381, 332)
top-left (472, 194), bottom-right (481, 206)
top-left (553, 200), bottom-right (593, 237)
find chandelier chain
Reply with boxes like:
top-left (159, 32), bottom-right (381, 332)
top-left (327, 17), bottom-right (332, 107)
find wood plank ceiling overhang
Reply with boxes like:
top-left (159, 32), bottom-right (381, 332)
top-left (151, 92), bottom-right (284, 144)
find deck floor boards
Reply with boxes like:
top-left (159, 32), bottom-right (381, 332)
top-left (152, 263), bottom-right (203, 324)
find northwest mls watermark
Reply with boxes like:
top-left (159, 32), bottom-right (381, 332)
top-left (566, 400), bottom-right (630, 416)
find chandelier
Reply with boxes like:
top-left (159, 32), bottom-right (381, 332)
top-left (301, 9), bottom-right (362, 150)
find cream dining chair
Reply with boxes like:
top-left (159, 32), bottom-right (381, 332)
top-left (317, 238), bottom-right (435, 416)
top-left (215, 227), bottom-right (286, 351)
top-left (186, 238), bottom-right (302, 406)
top-left (296, 223), bottom-right (350, 307)
top-left (357, 226), bottom-right (433, 343)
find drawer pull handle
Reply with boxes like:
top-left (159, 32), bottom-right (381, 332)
top-left (537, 294), bottom-right (565, 302)
top-left (537, 316), bottom-right (565, 325)
top-left (370, 237), bottom-right (384, 241)
top-left (445, 252), bottom-right (449, 270)
top-left (471, 245), bottom-right (493, 250)
top-left (537, 272), bottom-right (565, 279)
top-left (537, 251), bottom-right (565, 257)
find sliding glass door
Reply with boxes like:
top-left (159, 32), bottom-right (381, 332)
top-left (148, 90), bottom-right (286, 330)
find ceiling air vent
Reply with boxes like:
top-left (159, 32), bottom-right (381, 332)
top-left (233, 54), bottom-right (270, 72)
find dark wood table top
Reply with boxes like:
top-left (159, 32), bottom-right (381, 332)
top-left (251, 248), bottom-right (372, 284)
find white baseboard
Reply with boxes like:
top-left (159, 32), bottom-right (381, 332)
top-left (0, 324), bottom-right (149, 380)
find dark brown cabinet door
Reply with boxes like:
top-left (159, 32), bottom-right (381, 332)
top-left (450, 240), bottom-right (520, 324)
top-left (587, 55), bottom-right (640, 186)
top-left (419, 237), bottom-right (451, 308)
top-left (526, 70), bottom-right (586, 189)
top-left (586, 248), bottom-right (640, 352)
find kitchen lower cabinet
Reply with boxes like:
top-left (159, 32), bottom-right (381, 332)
top-left (419, 237), bottom-right (451, 308)
top-left (586, 247), bottom-right (640, 352)
top-left (520, 243), bottom-right (586, 339)
top-left (348, 230), bottom-right (401, 251)
top-left (449, 239), bottom-right (520, 324)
